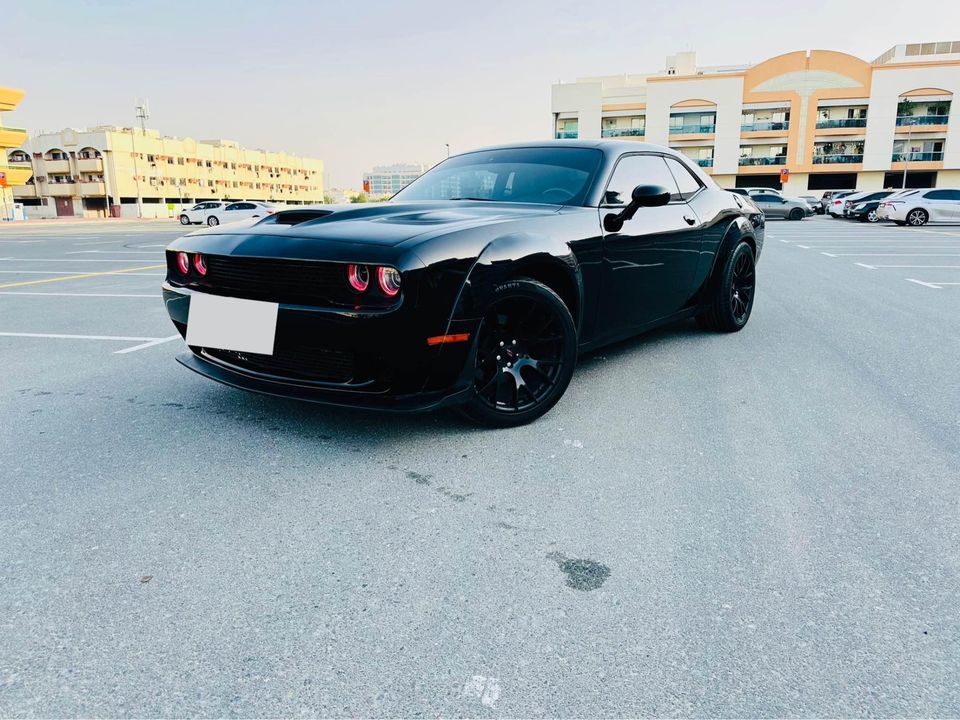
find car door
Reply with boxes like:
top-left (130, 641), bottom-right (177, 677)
top-left (751, 194), bottom-right (787, 218)
top-left (923, 190), bottom-right (959, 221)
top-left (598, 153), bottom-right (703, 334)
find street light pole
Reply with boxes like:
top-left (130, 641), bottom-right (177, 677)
top-left (131, 100), bottom-right (149, 218)
top-left (445, 143), bottom-right (450, 158)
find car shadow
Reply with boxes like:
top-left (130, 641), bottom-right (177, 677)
top-left (179, 319), bottom-right (710, 441)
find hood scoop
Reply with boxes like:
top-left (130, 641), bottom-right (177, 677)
top-left (371, 210), bottom-right (483, 225)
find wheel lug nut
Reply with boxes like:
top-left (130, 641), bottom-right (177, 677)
top-left (507, 362), bottom-right (512, 368)
top-left (511, 340), bottom-right (517, 345)
top-left (499, 341), bottom-right (504, 347)
top-left (496, 355), bottom-right (501, 361)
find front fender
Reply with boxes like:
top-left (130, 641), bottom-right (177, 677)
top-left (696, 217), bottom-right (756, 304)
top-left (449, 232), bottom-right (582, 328)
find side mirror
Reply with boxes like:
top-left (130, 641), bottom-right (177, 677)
top-left (603, 184), bottom-right (672, 232)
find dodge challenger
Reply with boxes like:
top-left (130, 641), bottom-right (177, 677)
top-left (163, 141), bottom-right (764, 427)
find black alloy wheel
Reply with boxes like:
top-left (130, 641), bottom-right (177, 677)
top-left (907, 208), bottom-right (928, 226)
top-left (179, 215), bottom-right (191, 225)
top-left (696, 241), bottom-right (756, 333)
top-left (207, 215), bottom-right (220, 226)
top-left (460, 278), bottom-right (576, 427)
top-left (789, 207), bottom-right (805, 221)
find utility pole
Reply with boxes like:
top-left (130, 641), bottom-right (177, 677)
top-left (901, 119), bottom-right (914, 190)
top-left (445, 143), bottom-right (450, 158)
top-left (131, 100), bottom-right (149, 218)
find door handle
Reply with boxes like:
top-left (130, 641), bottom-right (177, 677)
top-left (683, 215), bottom-right (697, 225)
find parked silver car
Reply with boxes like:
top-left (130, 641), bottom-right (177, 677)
top-left (749, 193), bottom-right (813, 220)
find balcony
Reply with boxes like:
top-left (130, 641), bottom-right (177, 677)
top-left (555, 130), bottom-right (578, 139)
top-left (601, 128), bottom-right (645, 138)
top-left (0, 126), bottom-right (27, 148)
top-left (896, 115), bottom-right (949, 126)
top-left (44, 159), bottom-right (70, 173)
top-left (694, 158), bottom-right (714, 167)
top-left (813, 154), bottom-right (863, 164)
top-left (79, 181), bottom-right (106, 196)
top-left (669, 124), bottom-right (715, 134)
top-left (0, 165), bottom-right (33, 185)
top-left (816, 118), bottom-right (867, 129)
top-left (741, 121), bottom-right (789, 132)
top-left (739, 156), bottom-right (787, 166)
top-left (46, 183), bottom-right (77, 196)
top-left (892, 151), bottom-right (944, 162)
top-left (76, 158), bottom-right (103, 173)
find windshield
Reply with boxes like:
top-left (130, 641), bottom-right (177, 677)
top-left (392, 147), bottom-right (604, 206)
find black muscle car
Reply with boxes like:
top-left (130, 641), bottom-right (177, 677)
top-left (163, 141), bottom-right (763, 426)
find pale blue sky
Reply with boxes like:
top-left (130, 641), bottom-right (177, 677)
top-left (6, 0), bottom-right (960, 188)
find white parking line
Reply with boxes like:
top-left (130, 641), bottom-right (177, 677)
top-left (905, 279), bottom-right (950, 289)
top-left (855, 263), bottom-right (960, 270)
top-left (0, 258), bottom-right (166, 263)
top-left (0, 332), bottom-right (168, 342)
top-left (114, 335), bottom-right (180, 354)
top-left (65, 250), bottom-right (163, 255)
top-left (0, 270), bottom-right (163, 276)
top-left (822, 253), bottom-right (960, 257)
top-left (0, 291), bottom-right (157, 298)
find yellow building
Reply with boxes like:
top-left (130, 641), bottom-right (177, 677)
top-left (8, 126), bottom-right (324, 218)
top-left (0, 87), bottom-right (31, 220)
top-left (553, 42), bottom-right (960, 194)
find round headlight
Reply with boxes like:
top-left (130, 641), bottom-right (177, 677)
top-left (347, 264), bottom-right (369, 292)
top-left (377, 266), bottom-right (401, 297)
top-left (176, 252), bottom-right (190, 275)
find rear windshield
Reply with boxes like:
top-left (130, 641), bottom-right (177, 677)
top-left (393, 147), bottom-right (604, 206)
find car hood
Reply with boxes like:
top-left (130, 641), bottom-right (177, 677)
top-left (181, 201), bottom-right (563, 248)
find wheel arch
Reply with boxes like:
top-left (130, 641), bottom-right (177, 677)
top-left (699, 218), bottom-right (756, 303)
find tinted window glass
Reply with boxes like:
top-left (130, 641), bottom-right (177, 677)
top-left (664, 157), bottom-right (703, 200)
top-left (225, 203), bottom-right (242, 210)
top-left (393, 147), bottom-right (603, 206)
top-left (924, 189), bottom-right (960, 200)
top-left (752, 194), bottom-right (779, 204)
top-left (604, 155), bottom-right (680, 205)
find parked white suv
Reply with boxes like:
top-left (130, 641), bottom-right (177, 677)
top-left (179, 201), bottom-right (278, 226)
top-left (876, 188), bottom-right (960, 226)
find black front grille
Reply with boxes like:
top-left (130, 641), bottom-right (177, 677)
top-left (204, 346), bottom-right (357, 384)
top-left (189, 255), bottom-right (347, 305)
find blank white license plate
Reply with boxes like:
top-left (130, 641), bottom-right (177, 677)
top-left (185, 293), bottom-right (278, 355)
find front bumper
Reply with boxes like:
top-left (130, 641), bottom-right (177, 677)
top-left (163, 283), bottom-right (479, 411)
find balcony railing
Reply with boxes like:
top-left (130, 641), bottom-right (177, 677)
top-left (813, 154), bottom-right (863, 164)
top-left (896, 115), bottom-right (949, 126)
top-left (555, 130), bottom-right (578, 139)
top-left (670, 124), bottom-right (715, 134)
top-left (815, 118), bottom-right (867, 129)
top-left (741, 121), bottom-right (789, 132)
top-left (738, 156), bottom-right (787, 166)
top-left (693, 158), bottom-right (714, 167)
top-left (892, 151), bottom-right (944, 162)
top-left (601, 128), bottom-right (645, 137)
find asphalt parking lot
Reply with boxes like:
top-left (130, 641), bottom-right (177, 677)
top-left (1, 216), bottom-right (959, 717)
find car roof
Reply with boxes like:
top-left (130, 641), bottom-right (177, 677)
top-left (458, 138), bottom-right (690, 162)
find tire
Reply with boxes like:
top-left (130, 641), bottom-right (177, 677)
top-left (696, 241), bottom-right (756, 333)
top-left (207, 215), bottom-right (220, 226)
top-left (459, 278), bottom-right (577, 427)
top-left (179, 215), bottom-right (191, 225)
top-left (866, 210), bottom-right (879, 223)
top-left (907, 208), bottom-right (928, 226)
top-left (788, 207), bottom-right (804, 221)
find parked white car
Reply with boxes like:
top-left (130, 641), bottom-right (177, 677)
top-left (876, 188), bottom-right (960, 226)
top-left (179, 201), bottom-right (231, 225)
top-left (179, 201), bottom-right (278, 226)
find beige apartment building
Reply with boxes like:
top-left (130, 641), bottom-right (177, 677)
top-left (552, 42), bottom-right (960, 194)
top-left (7, 126), bottom-right (324, 218)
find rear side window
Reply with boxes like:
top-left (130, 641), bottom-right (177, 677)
top-left (925, 189), bottom-right (960, 200)
top-left (664, 157), bottom-right (703, 200)
top-left (604, 155), bottom-right (681, 205)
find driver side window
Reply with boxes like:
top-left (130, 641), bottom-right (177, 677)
top-left (604, 155), bottom-right (682, 206)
